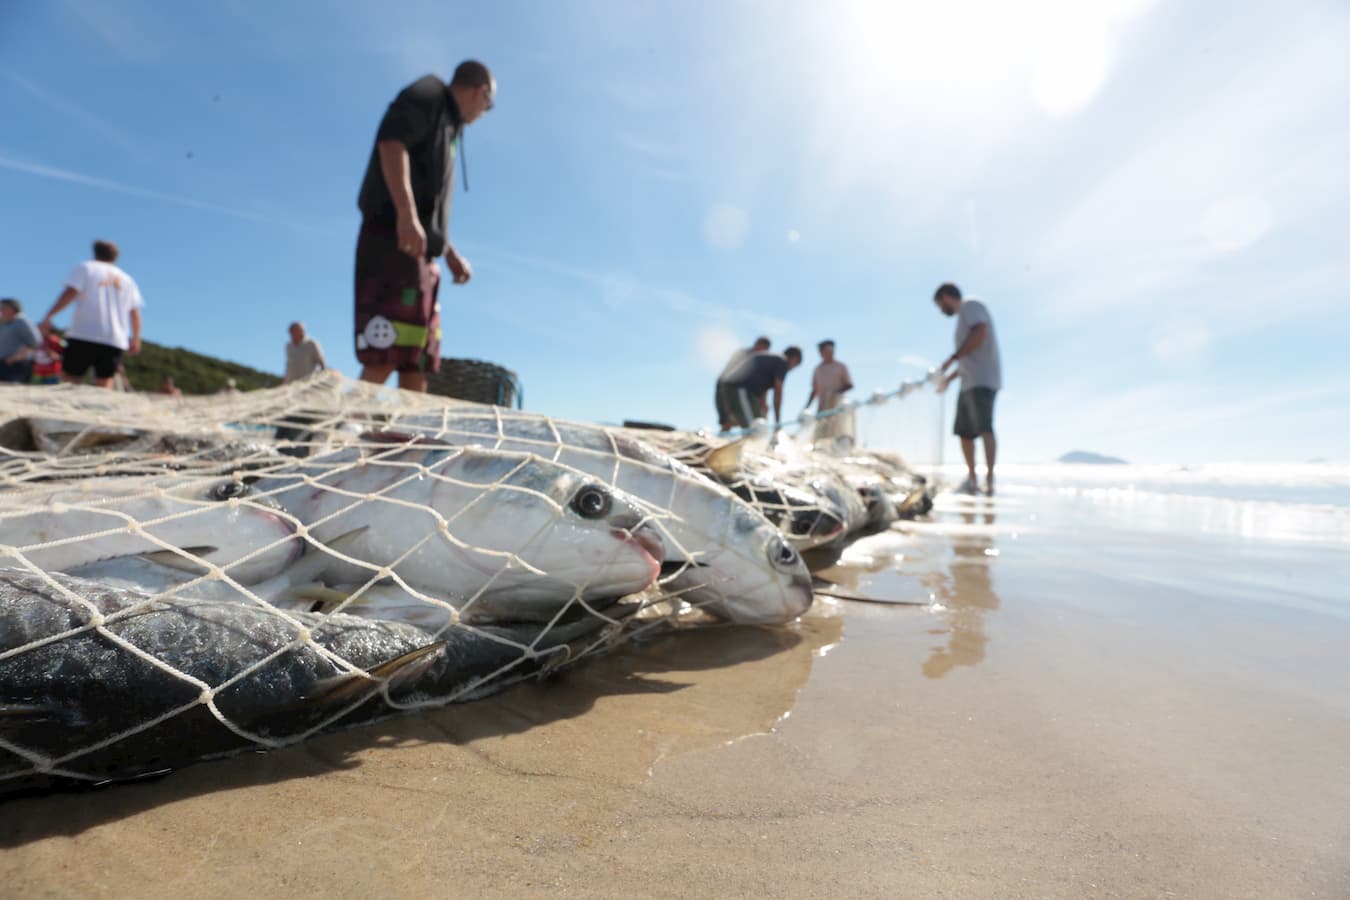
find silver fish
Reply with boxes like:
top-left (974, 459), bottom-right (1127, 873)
top-left (0, 568), bottom-right (623, 793)
top-left (0, 475), bottom-right (304, 587)
top-left (250, 444), bottom-right (665, 626)
top-left (361, 410), bottom-right (814, 625)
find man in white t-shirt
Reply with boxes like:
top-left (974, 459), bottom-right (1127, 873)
top-left (934, 282), bottom-right (1002, 496)
top-left (803, 339), bottom-right (855, 450)
top-left (39, 239), bottom-right (144, 388)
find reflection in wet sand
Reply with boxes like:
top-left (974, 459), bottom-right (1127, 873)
top-left (922, 506), bottom-right (1001, 678)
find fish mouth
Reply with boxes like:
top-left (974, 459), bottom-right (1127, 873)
top-left (612, 525), bottom-right (665, 584)
top-left (786, 510), bottom-right (846, 546)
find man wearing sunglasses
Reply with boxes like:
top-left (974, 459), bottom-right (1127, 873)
top-left (355, 60), bottom-right (496, 392)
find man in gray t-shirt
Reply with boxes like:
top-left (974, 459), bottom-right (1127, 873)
top-left (934, 282), bottom-right (1002, 496)
top-left (283, 321), bottom-right (327, 383)
top-left (0, 298), bottom-right (42, 383)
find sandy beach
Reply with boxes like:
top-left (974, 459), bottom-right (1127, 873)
top-left (4, 465), bottom-right (1348, 898)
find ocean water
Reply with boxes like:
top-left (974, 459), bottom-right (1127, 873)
top-left (929, 462), bottom-right (1350, 547)
top-left (902, 462), bottom-right (1350, 625)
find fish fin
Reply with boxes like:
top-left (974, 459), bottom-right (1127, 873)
top-left (138, 546), bottom-right (217, 573)
top-left (702, 438), bottom-right (746, 479)
top-left (273, 583), bottom-right (354, 614)
top-left (308, 642), bottom-right (447, 706)
top-left (280, 526), bottom-right (370, 584)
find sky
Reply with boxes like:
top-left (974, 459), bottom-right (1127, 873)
top-left (1, 0), bottom-right (1347, 464)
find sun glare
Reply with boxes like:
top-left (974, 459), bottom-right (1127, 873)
top-left (807, 0), bottom-right (1156, 122)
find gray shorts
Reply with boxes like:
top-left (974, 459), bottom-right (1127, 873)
top-left (953, 387), bottom-right (996, 438)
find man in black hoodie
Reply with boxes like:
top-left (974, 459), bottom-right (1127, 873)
top-left (355, 60), bottom-right (495, 392)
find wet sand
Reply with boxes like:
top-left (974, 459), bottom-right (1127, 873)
top-left (4, 481), bottom-right (1349, 897)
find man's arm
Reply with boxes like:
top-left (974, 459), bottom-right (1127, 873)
top-left (7, 319), bottom-right (40, 363)
top-left (771, 377), bottom-right (785, 423)
top-left (39, 287), bottom-right (79, 334)
top-left (377, 140), bottom-right (425, 259)
top-left (444, 243), bottom-right (473, 284)
top-left (839, 364), bottom-right (854, 394)
top-left (942, 323), bottom-right (988, 372)
top-left (803, 381), bottom-right (817, 411)
top-left (127, 307), bottom-right (142, 355)
top-left (311, 341), bottom-right (327, 373)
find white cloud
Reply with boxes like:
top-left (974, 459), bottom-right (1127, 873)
top-left (4, 73), bottom-right (149, 163)
top-left (1031, 8), bottom-right (1350, 322)
top-left (704, 203), bottom-right (749, 250)
top-left (696, 325), bottom-right (742, 374)
top-left (1031, 16), bottom-right (1111, 117)
top-left (600, 271), bottom-right (637, 309)
top-left (1150, 318), bottom-right (1211, 365)
top-left (461, 244), bottom-right (793, 333)
top-left (1201, 193), bottom-right (1272, 252)
top-left (0, 153), bottom-right (309, 230)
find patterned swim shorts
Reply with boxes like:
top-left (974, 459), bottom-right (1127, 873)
top-left (354, 219), bottom-right (441, 373)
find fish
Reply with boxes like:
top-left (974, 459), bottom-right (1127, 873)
top-left (249, 443), bottom-right (665, 627)
top-left (635, 431), bottom-right (855, 552)
top-left (0, 475), bottom-right (304, 589)
top-left (357, 411), bottom-right (814, 626)
top-left (0, 568), bottom-right (627, 793)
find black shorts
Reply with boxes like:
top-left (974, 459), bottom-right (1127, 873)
top-left (953, 387), bottom-right (997, 438)
top-left (62, 337), bottom-right (123, 380)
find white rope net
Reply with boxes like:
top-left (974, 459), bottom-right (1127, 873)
top-left (0, 372), bottom-right (935, 791)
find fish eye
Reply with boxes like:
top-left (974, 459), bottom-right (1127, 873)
top-left (767, 537), bottom-right (800, 571)
top-left (570, 484), bottom-right (612, 520)
top-left (210, 481), bottom-right (250, 501)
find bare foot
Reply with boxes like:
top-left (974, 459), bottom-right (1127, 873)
top-left (985, 477), bottom-right (995, 496)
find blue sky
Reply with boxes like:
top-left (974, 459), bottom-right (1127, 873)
top-left (2, 0), bottom-right (1347, 464)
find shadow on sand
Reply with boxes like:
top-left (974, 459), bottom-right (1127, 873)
top-left (0, 623), bottom-right (807, 845)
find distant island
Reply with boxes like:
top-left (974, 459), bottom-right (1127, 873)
top-left (1058, 450), bottom-right (1127, 465)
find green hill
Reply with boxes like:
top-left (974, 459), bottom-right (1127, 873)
top-left (123, 340), bottom-right (282, 394)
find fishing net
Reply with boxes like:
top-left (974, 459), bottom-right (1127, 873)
top-left (0, 372), bottom-right (936, 790)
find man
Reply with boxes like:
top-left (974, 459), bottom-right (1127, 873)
top-left (38, 239), bottom-right (143, 388)
top-left (934, 282), bottom-right (1001, 496)
top-left (0, 298), bottom-right (42, 384)
top-left (715, 335), bottom-right (770, 430)
top-left (283, 321), bottom-right (328, 383)
top-left (803, 339), bottom-right (855, 448)
top-left (719, 346), bottom-right (803, 431)
top-left (355, 59), bottom-right (496, 392)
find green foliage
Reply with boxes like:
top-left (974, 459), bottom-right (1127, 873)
top-left (122, 340), bottom-right (281, 394)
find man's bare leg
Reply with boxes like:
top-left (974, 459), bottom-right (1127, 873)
top-left (359, 364), bottom-right (395, 385)
top-left (981, 432), bottom-right (997, 495)
top-left (397, 370), bottom-right (427, 392)
top-left (960, 437), bottom-right (978, 490)
top-left (92, 376), bottom-right (114, 389)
